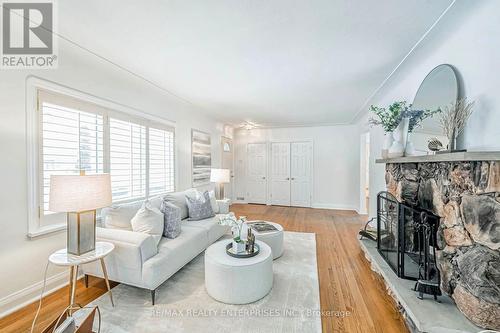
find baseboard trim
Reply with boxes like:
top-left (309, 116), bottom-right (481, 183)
top-left (311, 203), bottom-right (358, 212)
top-left (231, 200), bottom-right (248, 204)
top-left (232, 202), bottom-right (360, 212)
top-left (0, 269), bottom-right (72, 319)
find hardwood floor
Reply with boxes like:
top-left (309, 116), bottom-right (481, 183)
top-left (231, 204), bottom-right (407, 333)
top-left (0, 204), bottom-right (407, 333)
top-left (0, 277), bottom-right (118, 333)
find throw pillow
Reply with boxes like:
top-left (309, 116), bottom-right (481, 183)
top-left (131, 201), bottom-right (164, 245)
top-left (160, 201), bottom-right (182, 239)
top-left (208, 190), bottom-right (219, 214)
top-left (164, 189), bottom-right (199, 220)
top-left (102, 201), bottom-right (142, 230)
top-left (186, 191), bottom-right (215, 221)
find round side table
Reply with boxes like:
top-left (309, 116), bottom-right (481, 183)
top-left (49, 241), bottom-right (115, 314)
top-left (249, 221), bottom-right (284, 259)
top-left (205, 240), bottom-right (273, 304)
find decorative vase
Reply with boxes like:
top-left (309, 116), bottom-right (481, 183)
top-left (448, 133), bottom-right (457, 151)
top-left (401, 117), bottom-right (410, 149)
top-left (382, 132), bottom-right (394, 159)
top-left (388, 121), bottom-right (407, 158)
top-left (233, 240), bottom-right (246, 253)
top-left (405, 132), bottom-right (417, 156)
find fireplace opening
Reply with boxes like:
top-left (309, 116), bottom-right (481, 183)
top-left (377, 192), bottom-right (441, 287)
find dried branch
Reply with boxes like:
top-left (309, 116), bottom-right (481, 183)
top-left (439, 98), bottom-right (475, 142)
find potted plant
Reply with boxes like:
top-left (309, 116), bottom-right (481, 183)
top-left (369, 102), bottom-right (405, 158)
top-left (219, 213), bottom-right (246, 253)
top-left (403, 108), bottom-right (442, 156)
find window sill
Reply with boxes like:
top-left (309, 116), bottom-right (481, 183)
top-left (28, 223), bottom-right (66, 238)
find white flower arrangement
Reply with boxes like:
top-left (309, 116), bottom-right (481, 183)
top-left (218, 213), bottom-right (246, 242)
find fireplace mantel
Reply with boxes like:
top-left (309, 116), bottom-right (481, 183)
top-left (376, 151), bottom-right (500, 164)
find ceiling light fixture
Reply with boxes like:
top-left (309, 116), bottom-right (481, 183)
top-left (240, 121), bottom-right (258, 130)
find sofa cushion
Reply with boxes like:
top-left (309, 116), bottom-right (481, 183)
top-left (142, 225), bottom-right (208, 289)
top-left (102, 201), bottom-right (143, 230)
top-left (186, 191), bottom-right (215, 221)
top-left (164, 189), bottom-right (197, 220)
top-left (160, 201), bottom-right (182, 239)
top-left (131, 201), bottom-right (164, 245)
top-left (183, 215), bottom-right (229, 244)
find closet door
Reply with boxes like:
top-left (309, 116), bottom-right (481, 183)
top-left (246, 143), bottom-right (267, 204)
top-left (270, 142), bottom-right (291, 206)
top-left (291, 142), bottom-right (312, 207)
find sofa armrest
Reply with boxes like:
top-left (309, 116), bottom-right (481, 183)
top-left (217, 199), bottom-right (231, 214)
top-left (96, 227), bottom-right (158, 264)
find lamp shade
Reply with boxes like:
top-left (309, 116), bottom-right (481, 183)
top-left (210, 168), bottom-right (230, 183)
top-left (49, 174), bottom-right (112, 212)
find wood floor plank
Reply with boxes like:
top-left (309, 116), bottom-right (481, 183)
top-left (0, 204), bottom-right (408, 333)
top-left (0, 276), bottom-right (118, 333)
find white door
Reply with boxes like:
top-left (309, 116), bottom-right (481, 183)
top-left (246, 143), bottom-right (267, 204)
top-left (221, 137), bottom-right (233, 200)
top-left (270, 142), bottom-right (291, 206)
top-left (291, 142), bottom-right (312, 207)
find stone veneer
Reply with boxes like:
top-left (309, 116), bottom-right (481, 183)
top-left (385, 161), bottom-right (500, 330)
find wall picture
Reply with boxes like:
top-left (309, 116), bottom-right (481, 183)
top-left (191, 129), bottom-right (212, 187)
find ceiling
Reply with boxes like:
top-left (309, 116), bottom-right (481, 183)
top-left (58, 0), bottom-right (454, 127)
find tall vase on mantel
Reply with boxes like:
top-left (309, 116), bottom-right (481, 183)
top-left (388, 118), bottom-right (409, 158)
top-left (405, 132), bottom-right (417, 156)
top-left (382, 132), bottom-right (394, 159)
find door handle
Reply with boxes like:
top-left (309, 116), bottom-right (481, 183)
top-left (291, 178), bottom-right (295, 180)
top-left (286, 177), bottom-right (290, 180)
top-left (262, 176), bottom-right (266, 180)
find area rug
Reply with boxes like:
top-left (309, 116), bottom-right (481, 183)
top-left (76, 231), bottom-right (321, 333)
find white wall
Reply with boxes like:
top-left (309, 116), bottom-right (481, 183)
top-left (0, 37), bottom-right (224, 316)
top-left (234, 125), bottom-right (360, 211)
top-left (357, 0), bottom-right (500, 216)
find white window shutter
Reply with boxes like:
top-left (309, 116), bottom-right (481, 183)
top-left (41, 101), bottom-right (104, 215)
top-left (148, 127), bottom-right (175, 196)
top-left (109, 118), bottom-right (146, 202)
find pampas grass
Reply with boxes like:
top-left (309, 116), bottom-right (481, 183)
top-left (439, 98), bottom-right (475, 148)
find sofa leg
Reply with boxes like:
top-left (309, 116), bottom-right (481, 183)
top-left (151, 289), bottom-right (156, 305)
top-left (84, 274), bottom-right (89, 288)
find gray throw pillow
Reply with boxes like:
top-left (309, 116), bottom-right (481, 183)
top-left (160, 201), bottom-right (182, 239)
top-left (186, 191), bottom-right (215, 221)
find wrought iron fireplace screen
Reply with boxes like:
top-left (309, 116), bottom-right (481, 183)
top-left (377, 191), bottom-right (440, 281)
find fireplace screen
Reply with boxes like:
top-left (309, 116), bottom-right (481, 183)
top-left (377, 192), bottom-right (440, 281)
top-left (377, 192), bottom-right (401, 277)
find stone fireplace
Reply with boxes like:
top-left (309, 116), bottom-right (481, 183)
top-left (382, 154), bottom-right (500, 330)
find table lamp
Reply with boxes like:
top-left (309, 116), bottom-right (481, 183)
top-left (210, 168), bottom-right (230, 200)
top-left (49, 172), bottom-right (112, 255)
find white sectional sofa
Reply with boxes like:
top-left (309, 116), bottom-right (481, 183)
top-left (82, 189), bottom-right (230, 304)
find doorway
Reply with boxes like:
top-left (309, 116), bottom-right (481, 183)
top-left (359, 132), bottom-right (370, 215)
top-left (221, 136), bottom-right (233, 200)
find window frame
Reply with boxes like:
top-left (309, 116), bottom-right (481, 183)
top-left (27, 77), bottom-right (177, 238)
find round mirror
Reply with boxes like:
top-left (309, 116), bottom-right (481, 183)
top-left (411, 64), bottom-right (459, 150)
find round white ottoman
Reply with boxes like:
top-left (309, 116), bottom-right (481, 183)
top-left (249, 221), bottom-right (284, 259)
top-left (205, 240), bottom-right (273, 304)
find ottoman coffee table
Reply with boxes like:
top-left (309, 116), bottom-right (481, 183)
top-left (205, 240), bottom-right (273, 304)
top-left (247, 221), bottom-right (284, 259)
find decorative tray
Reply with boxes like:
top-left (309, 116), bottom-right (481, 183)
top-left (226, 242), bottom-right (260, 258)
